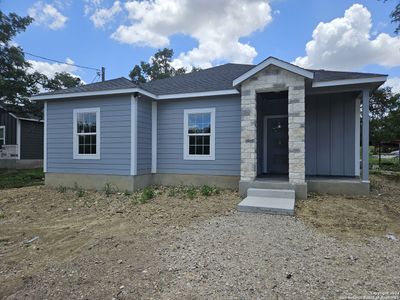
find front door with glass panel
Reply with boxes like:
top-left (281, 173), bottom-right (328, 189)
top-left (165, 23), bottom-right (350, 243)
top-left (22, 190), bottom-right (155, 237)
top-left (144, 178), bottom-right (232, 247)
top-left (263, 116), bottom-right (288, 174)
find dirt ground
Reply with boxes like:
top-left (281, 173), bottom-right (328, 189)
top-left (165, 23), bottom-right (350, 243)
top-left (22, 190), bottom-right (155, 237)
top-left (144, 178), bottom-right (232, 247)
top-left (297, 174), bottom-right (400, 238)
top-left (0, 176), bottom-right (399, 299)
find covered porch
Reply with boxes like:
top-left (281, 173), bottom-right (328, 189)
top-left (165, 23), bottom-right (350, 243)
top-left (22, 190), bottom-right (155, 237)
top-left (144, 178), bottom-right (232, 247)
top-left (236, 58), bottom-right (381, 200)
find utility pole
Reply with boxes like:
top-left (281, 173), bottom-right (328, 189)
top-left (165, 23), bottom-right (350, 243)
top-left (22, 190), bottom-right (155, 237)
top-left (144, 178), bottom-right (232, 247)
top-left (101, 67), bottom-right (105, 81)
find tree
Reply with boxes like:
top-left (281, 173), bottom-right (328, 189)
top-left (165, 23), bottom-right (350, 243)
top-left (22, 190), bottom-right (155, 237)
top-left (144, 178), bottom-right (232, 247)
top-left (129, 48), bottom-right (187, 84)
top-left (370, 87), bottom-right (400, 145)
top-left (382, 0), bottom-right (400, 33)
top-left (0, 11), bottom-right (39, 108)
top-left (43, 72), bottom-right (82, 90)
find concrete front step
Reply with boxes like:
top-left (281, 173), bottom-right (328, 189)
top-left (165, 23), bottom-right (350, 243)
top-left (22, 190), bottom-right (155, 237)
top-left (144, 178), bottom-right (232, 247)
top-left (247, 188), bottom-right (295, 199)
top-left (238, 188), bottom-right (295, 215)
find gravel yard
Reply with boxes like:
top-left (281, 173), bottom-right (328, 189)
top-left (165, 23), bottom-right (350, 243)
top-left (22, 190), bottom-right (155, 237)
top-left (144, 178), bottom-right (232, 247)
top-left (1, 176), bottom-right (399, 299)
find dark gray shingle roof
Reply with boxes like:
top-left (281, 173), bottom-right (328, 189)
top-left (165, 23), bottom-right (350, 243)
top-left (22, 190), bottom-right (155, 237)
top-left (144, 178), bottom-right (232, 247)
top-left (38, 77), bottom-right (137, 96)
top-left (34, 62), bottom-right (386, 98)
top-left (310, 69), bottom-right (386, 82)
top-left (140, 63), bottom-right (254, 95)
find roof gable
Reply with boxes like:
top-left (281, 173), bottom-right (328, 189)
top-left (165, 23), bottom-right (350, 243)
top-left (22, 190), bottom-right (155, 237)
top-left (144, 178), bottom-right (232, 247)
top-left (232, 57), bottom-right (314, 87)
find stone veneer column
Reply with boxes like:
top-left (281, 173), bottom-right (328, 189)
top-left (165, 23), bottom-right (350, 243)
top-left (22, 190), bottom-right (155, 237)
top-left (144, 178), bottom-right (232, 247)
top-left (240, 89), bottom-right (257, 181)
top-left (288, 83), bottom-right (306, 184)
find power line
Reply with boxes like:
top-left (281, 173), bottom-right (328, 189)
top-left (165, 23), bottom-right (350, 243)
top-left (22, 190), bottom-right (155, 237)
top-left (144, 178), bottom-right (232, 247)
top-left (24, 51), bottom-right (101, 71)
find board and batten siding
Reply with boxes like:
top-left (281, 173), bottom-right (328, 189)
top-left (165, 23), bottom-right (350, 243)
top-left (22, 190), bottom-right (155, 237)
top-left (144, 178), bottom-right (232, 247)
top-left (20, 120), bottom-right (43, 159)
top-left (157, 95), bottom-right (241, 176)
top-left (305, 93), bottom-right (358, 176)
top-left (47, 95), bottom-right (132, 175)
top-left (137, 97), bottom-right (152, 175)
top-left (0, 108), bottom-right (17, 145)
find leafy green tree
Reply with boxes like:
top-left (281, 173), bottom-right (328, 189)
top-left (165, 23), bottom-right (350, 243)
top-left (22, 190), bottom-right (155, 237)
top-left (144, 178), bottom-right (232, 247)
top-left (370, 87), bottom-right (400, 145)
top-left (43, 72), bottom-right (82, 90)
top-left (382, 0), bottom-right (400, 33)
top-left (129, 48), bottom-right (187, 84)
top-left (0, 11), bottom-right (39, 108)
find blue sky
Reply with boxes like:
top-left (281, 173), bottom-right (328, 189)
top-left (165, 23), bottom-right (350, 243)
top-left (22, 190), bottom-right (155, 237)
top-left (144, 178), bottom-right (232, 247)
top-left (2, 0), bottom-right (400, 90)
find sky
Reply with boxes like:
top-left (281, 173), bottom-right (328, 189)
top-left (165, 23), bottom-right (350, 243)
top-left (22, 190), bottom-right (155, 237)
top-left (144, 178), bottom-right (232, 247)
top-left (2, 0), bottom-right (400, 92)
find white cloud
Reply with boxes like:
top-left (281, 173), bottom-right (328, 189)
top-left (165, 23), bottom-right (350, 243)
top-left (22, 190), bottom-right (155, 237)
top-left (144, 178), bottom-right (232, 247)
top-left (28, 1), bottom-right (68, 30)
top-left (90, 1), bottom-right (122, 28)
top-left (111, 0), bottom-right (272, 68)
top-left (385, 77), bottom-right (400, 94)
top-left (28, 58), bottom-right (78, 78)
top-left (294, 4), bottom-right (400, 70)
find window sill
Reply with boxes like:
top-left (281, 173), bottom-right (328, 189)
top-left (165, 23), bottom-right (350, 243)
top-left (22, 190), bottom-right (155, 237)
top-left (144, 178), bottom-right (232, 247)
top-left (73, 154), bottom-right (100, 160)
top-left (184, 155), bottom-right (215, 161)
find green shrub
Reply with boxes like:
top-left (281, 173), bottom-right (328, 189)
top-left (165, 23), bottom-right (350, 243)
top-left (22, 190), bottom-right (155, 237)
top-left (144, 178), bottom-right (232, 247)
top-left (200, 185), bottom-right (213, 197)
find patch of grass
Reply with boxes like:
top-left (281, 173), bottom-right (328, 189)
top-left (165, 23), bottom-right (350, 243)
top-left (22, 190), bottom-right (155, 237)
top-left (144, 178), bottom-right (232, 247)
top-left (0, 168), bottom-right (44, 189)
top-left (200, 185), bottom-right (221, 197)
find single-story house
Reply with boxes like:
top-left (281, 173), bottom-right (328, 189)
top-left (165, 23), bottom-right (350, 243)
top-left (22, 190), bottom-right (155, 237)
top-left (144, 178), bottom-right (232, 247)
top-left (0, 105), bottom-right (44, 169)
top-left (31, 57), bottom-right (387, 213)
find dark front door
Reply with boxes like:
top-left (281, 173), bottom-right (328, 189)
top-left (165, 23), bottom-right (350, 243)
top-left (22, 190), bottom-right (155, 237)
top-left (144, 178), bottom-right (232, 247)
top-left (264, 116), bottom-right (288, 174)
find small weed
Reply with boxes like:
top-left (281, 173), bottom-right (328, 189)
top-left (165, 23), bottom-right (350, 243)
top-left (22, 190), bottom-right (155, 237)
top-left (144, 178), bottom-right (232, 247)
top-left (186, 186), bottom-right (197, 200)
top-left (104, 183), bottom-right (116, 197)
top-left (76, 188), bottom-right (85, 198)
top-left (57, 185), bottom-right (67, 193)
top-left (136, 187), bottom-right (155, 204)
top-left (123, 190), bottom-right (131, 196)
top-left (167, 188), bottom-right (176, 197)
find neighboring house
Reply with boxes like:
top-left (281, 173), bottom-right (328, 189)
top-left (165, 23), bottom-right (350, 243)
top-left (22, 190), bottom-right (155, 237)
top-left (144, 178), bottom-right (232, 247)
top-left (31, 57), bottom-right (387, 213)
top-left (0, 105), bottom-right (44, 169)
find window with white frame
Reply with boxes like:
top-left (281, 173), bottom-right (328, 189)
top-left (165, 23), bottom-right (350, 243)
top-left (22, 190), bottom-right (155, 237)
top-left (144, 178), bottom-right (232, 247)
top-left (184, 108), bottom-right (215, 160)
top-left (73, 108), bottom-right (100, 159)
top-left (0, 126), bottom-right (5, 146)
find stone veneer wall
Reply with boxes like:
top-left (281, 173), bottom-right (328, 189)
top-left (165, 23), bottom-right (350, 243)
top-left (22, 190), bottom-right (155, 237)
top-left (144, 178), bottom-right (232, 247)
top-left (240, 65), bottom-right (305, 184)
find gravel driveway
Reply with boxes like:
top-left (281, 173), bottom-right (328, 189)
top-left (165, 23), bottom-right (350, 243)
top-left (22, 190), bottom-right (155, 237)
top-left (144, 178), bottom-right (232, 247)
top-left (158, 213), bottom-right (400, 299)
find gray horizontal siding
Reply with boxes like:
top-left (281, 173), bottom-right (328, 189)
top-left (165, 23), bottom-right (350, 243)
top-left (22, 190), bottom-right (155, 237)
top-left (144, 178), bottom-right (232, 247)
top-left (157, 96), bottom-right (241, 176)
top-left (47, 95), bottom-right (131, 175)
top-left (137, 98), bottom-right (152, 175)
top-left (305, 93), bottom-right (357, 176)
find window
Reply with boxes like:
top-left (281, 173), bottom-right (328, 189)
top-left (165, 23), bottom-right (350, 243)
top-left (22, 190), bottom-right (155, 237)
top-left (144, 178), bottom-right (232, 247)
top-left (0, 126), bottom-right (5, 146)
top-left (184, 108), bottom-right (215, 160)
top-left (73, 108), bottom-right (100, 159)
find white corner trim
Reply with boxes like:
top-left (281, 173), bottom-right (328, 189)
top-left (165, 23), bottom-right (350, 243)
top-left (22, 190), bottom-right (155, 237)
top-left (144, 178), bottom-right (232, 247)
top-left (312, 76), bottom-right (387, 88)
top-left (151, 101), bottom-right (157, 173)
top-left (131, 95), bottom-right (138, 175)
top-left (355, 97), bottom-right (361, 177)
top-left (16, 120), bottom-right (21, 160)
top-left (233, 57), bottom-right (314, 87)
top-left (44, 101), bottom-right (47, 172)
top-left (72, 107), bottom-right (101, 160)
top-left (183, 107), bottom-right (216, 161)
top-left (157, 89), bottom-right (239, 100)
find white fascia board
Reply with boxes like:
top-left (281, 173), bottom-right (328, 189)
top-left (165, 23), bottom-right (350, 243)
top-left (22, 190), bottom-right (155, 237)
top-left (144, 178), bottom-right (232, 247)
top-left (312, 76), bottom-right (388, 88)
top-left (157, 89), bottom-right (239, 100)
top-left (232, 57), bottom-right (314, 87)
top-left (30, 88), bottom-right (239, 102)
top-left (30, 88), bottom-right (157, 101)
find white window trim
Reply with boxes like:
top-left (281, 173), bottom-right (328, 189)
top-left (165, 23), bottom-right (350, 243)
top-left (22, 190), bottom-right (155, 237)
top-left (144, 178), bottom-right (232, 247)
top-left (183, 108), bottom-right (215, 161)
top-left (0, 125), bottom-right (5, 146)
top-left (73, 107), bottom-right (100, 160)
